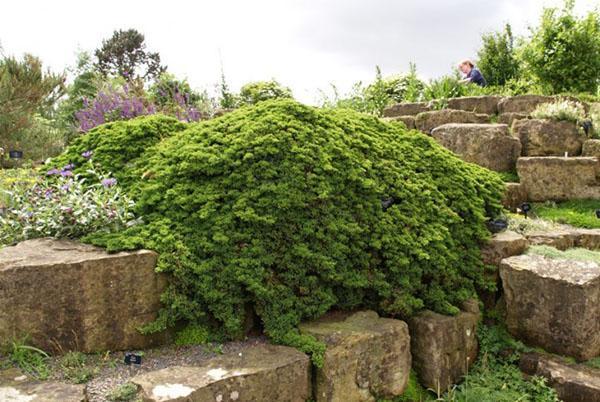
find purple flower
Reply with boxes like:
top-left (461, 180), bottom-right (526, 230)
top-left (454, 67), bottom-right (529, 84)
top-left (46, 168), bottom-right (60, 176)
top-left (81, 150), bottom-right (93, 159)
top-left (60, 170), bottom-right (73, 177)
top-left (61, 183), bottom-right (71, 191)
top-left (101, 178), bottom-right (117, 188)
top-left (44, 189), bottom-right (53, 198)
top-left (63, 163), bottom-right (75, 171)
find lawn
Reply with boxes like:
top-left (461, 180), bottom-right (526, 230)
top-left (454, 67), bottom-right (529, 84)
top-left (532, 199), bottom-right (600, 229)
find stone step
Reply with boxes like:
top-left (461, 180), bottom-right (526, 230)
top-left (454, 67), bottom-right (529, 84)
top-left (407, 300), bottom-right (480, 393)
top-left (520, 352), bottom-right (600, 402)
top-left (131, 344), bottom-right (311, 402)
top-left (512, 119), bottom-right (584, 156)
top-left (480, 231), bottom-right (529, 309)
top-left (502, 182), bottom-right (527, 212)
top-left (415, 109), bottom-right (490, 134)
top-left (383, 102), bottom-right (431, 117)
top-left (497, 95), bottom-right (555, 115)
top-left (299, 310), bottom-right (411, 402)
top-left (526, 228), bottom-right (600, 250)
top-left (0, 367), bottom-right (85, 402)
top-left (430, 123), bottom-right (520, 172)
top-left (0, 238), bottom-right (168, 353)
top-left (446, 96), bottom-right (502, 115)
top-left (500, 254), bottom-right (600, 360)
top-left (517, 156), bottom-right (600, 201)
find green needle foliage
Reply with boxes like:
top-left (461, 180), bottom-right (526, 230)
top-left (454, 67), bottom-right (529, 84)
top-left (46, 114), bottom-right (187, 188)
top-left (65, 100), bottom-right (503, 364)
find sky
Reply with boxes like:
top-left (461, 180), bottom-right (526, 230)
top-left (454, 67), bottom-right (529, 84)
top-left (0, 0), bottom-right (597, 104)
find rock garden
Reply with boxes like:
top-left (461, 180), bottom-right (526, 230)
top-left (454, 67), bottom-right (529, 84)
top-left (2, 2), bottom-right (600, 401)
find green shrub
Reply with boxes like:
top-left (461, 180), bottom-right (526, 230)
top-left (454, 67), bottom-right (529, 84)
top-left (45, 114), bottom-right (187, 188)
top-left (175, 325), bottom-right (211, 346)
top-left (239, 80), bottom-right (293, 106)
top-left (82, 100), bottom-right (503, 364)
top-left (531, 99), bottom-right (586, 123)
top-left (520, 1), bottom-right (600, 94)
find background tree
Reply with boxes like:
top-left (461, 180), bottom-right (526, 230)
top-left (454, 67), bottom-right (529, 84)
top-left (0, 54), bottom-right (64, 153)
top-left (477, 24), bottom-right (520, 86)
top-left (94, 29), bottom-right (166, 83)
top-left (521, 1), bottom-right (600, 93)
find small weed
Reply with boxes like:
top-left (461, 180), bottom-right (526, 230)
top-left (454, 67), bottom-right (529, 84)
top-left (107, 382), bottom-right (139, 401)
top-left (60, 351), bottom-right (95, 384)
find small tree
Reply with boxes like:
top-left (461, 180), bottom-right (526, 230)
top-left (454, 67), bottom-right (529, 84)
top-left (0, 54), bottom-right (64, 152)
top-left (521, 1), bottom-right (600, 93)
top-left (477, 24), bottom-right (520, 86)
top-left (94, 29), bottom-right (166, 83)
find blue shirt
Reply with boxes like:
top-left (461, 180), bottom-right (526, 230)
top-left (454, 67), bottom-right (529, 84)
top-left (467, 68), bottom-right (487, 87)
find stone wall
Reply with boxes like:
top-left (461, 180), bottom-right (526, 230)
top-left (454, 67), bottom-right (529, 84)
top-left (0, 238), bottom-right (168, 353)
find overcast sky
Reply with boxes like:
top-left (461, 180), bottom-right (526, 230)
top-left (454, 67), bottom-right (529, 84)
top-left (1, 0), bottom-right (597, 104)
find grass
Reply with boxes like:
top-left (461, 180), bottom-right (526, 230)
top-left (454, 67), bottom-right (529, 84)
top-left (507, 214), bottom-right (563, 235)
top-left (1, 338), bottom-right (51, 380)
top-left (533, 199), bottom-right (600, 229)
top-left (527, 245), bottom-right (600, 264)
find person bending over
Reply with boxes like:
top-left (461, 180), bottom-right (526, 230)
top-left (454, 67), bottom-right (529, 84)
top-left (458, 59), bottom-right (487, 87)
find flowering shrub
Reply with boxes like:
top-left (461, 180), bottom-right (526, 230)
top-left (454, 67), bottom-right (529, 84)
top-left (75, 84), bottom-right (156, 132)
top-left (531, 100), bottom-right (586, 123)
top-left (75, 80), bottom-right (203, 132)
top-left (0, 161), bottom-right (138, 246)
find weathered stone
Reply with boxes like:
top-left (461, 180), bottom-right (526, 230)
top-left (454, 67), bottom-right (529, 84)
top-left (499, 112), bottom-right (529, 127)
top-left (573, 228), bottom-right (600, 250)
top-left (447, 96), bottom-right (503, 115)
top-left (482, 231), bottom-right (528, 267)
top-left (0, 368), bottom-right (85, 402)
top-left (512, 119), bottom-right (585, 156)
top-left (387, 115), bottom-right (416, 130)
top-left (0, 238), bottom-right (168, 353)
top-left (383, 102), bottom-right (431, 117)
top-left (526, 228), bottom-right (600, 251)
top-left (583, 139), bottom-right (600, 160)
top-left (415, 109), bottom-right (490, 133)
top-left (431, 123), bottom-right (521, 171)
top-left (526, 230), bottom-right (578, 250)
top-left (132, 344), bottom-right (311, 402)
top-left (517, 157), bottom-right (600, 201)
top-left (497, 95), bottom-right (555, 114)
top-left (479, 231), bottom-right (529, 310)
top-left (408, 305), bottom-right (479, 393)
top-left (299, 310), bottom-right (411, 402)
top-left (500, 254), bottom-right (600, 360)
top-left (502, 182), bottom-right (527, 211)
top-left (520, 353), bottom-right (600, 402)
